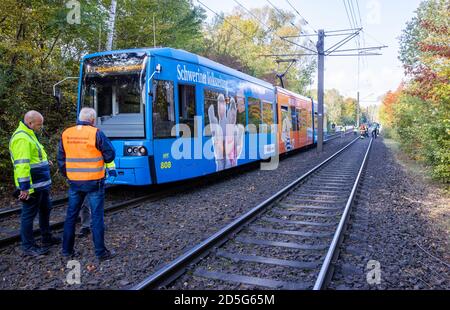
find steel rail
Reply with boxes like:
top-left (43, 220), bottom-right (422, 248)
top-left (324, 129), bottom-right (354, 142)
top-left (1, 136), bottom-right (350, 248)
top-left (1, 135), bottom-right (346, 220)
top-left (0, 185), bottom-right (117, 219)
top-left (0, 197), bottom-right (68, 219)
top-left (131, 137), bottom-right (360, 290)
top-left (0, 192), bottom-right (163, 248)
top-left (313, 138), bottom-right (373, 290)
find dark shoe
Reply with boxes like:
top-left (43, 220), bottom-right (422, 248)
top-left (42, 236), bottom-right (62, 247)
top-left (62, 250), bottom-right (80, 259)
top-left (97, 250), bottom-right (117, 262)
top-left (22, 247), bottom-right (49, 257)
top-left (77, 227), bottom-right (91, 238)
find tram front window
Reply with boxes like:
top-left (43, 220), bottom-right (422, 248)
top-left (81, 53), bottom-right (147, 138)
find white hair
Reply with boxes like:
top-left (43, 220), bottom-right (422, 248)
top-left (79, 108), bottom-right (97, 122)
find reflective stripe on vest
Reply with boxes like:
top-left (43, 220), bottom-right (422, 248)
top-left (66, 167), bottom-right (104, 173)
top-left (9, 124), bottom-right (51, 193)
top-left (66, 157), bottom-right (103, 163)
top-left (14, 159), bottom-right (30, 165)
top-left (30, 161), bottom-right (49, 169)
top-left (32, 180), bottom-right (52, 189)
top-left (105, 160), bottom-right (116, 172)
top-left (62, 125), bottom-right (105, 181)
top-left (10, 130), bottom-right (43, 161)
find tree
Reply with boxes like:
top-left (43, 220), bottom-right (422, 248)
top-left (0, 0), bottom-right (112, 190)
top-left (310, 88), bottom-right (358, 126)
top-left (113, 0), bottom-right (205, 52)
top-left (379, 85), bottom-right (403, 128)
top-left (324, 89), bottom-right (344, 125)
top-left (106, 0), bottom-right (117, 50)
top-left (200, 5), bottom-right (316, 94)
top-left (341, 97), bottom-right (357, 125)
top-left (0, 0), bottom-right (206, 192)
top-left (393, 0), bottom-right (449, 181)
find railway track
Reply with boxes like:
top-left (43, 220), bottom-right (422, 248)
top-left (132, 136), bottom-right (372, 290)
top-left (0, 193), bottom-right (160, 248)
top-left (0, 185), bottom-right (120, 220)
top-left (0, 133), bottom-right (349, 250)
top-left (0, 156), bottom-right (288, 249)
top-left (0, 196), bottom-right (68, 220)
top-left (0, 180), bottom-right (220, 249)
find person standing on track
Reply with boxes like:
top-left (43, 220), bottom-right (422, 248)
top-left (78, 158), bottom-right (117, 238)
top-left (371, 124), bottom-right (378, 139)
top-left (77, 200), bottom-right (91, 238)
top-left (58, 107), bottom-right (117, 261)
top-left (9, 111), bottom-right (61, 257)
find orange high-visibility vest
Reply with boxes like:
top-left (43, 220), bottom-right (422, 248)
top-left (62, 125), bottom-right (105, 181)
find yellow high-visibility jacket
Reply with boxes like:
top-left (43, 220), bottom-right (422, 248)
top-left (9, 121), bottom-right (51, 194)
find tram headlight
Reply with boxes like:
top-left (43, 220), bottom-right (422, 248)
top-left (124, 145), bottom-right (148, 157)
top-left (138, 146), bottom-right (147, 155)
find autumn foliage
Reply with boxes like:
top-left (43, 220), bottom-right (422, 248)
top-left (379, 0), bottom-right (449, 182)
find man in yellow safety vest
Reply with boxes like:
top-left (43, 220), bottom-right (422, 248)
top-left (9, 110), bottom-right (61, 257)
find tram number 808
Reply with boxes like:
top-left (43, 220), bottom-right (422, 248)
top-left (160, 161), bottom-right (172, 169)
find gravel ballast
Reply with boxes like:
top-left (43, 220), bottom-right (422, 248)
top-left (0, 135), bottom-right (356, 289)
top-left (3, 135), bottom-right (446, 290)
top-left (329, 137), bottom-right (449, 290)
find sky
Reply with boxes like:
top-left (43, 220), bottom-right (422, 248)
top-left (195, 0), bottom-right (422, 106)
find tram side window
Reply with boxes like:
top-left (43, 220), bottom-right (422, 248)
top-left (262, 102), bottom-right (274, 134)
top-left (153, 80), bottom-right (175, 138)
top-left (291, 108), bottom-right (299, 132)
top-left (300, 108), bottom-right (307, 129)
top-left (248, 97), bottom-right (261, 133)
top-left (203, 89), bottom-right (225, 136)
top-left (314, 114), bottom-right (318, 132)
top-left (178, 84), bottom-right (196, 137)
top-left (281, 106), bottom-right (291, 137)
top-left (236, 96), bottom-right (246, 127)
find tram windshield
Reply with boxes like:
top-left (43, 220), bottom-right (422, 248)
top-left (81, 52), bottom-right (147, 138)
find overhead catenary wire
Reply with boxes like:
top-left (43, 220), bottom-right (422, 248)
top-left (355, 0), bottom-right (368, 69)
top-left (349, 0), bottom-right (362, 88)
top-left (198, 0), bottom-right (316, 85)
top-left (328, 53), bottom-right (381, 57)
top-left (233, 0), bottom-right (273, 33)
top-left (198, 0), bottom-right (387, 100)
top-left (263, 27), bottom-right (386, 58)
top-left (285, 0), bottom-right (318, 33)
top-left (233, 0), bottom-right (317, 54)
top-left (348, 0), bottom-right (360, 32)
top-left (284, 0), bottom-right (318, 50)
top-left (266, 0), bottom-right (316, 49)
top-left (343, 0), bottom-right (362, 92)
top-left (325, 28), bottom-right (362, 33)
top-left (331, 46), bottom-right (385, 53)
top-left (266, 0), bottom-right (301, 32)
top-left (325, 28), bottom-right (362, 55)
top-left (362, 29), bottom-right (388, 47)
top-left (262, 0), bottom-right (319, 89)
top-left (343, 0), bottom-right (355, 30)
top-left (349, 0), bottom-right (367, 70)
top-left (197, 0), bottom-right (257, 44)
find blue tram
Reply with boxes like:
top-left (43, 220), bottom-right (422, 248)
top-left (78, 48), bottom-right (286, 186)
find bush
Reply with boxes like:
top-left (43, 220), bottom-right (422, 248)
top-left (388, 93), bottom-right (450, 183)
top-left (380, 127), bottom-right (397, 140)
